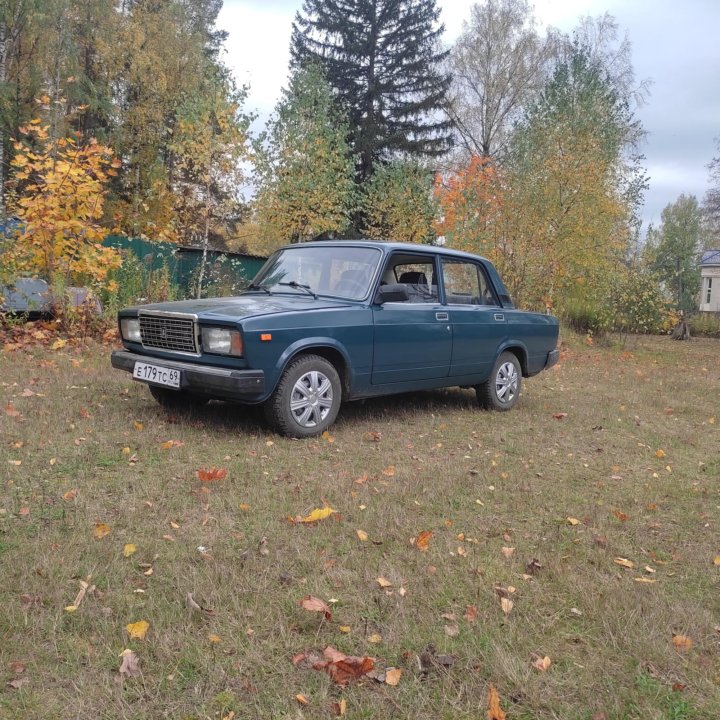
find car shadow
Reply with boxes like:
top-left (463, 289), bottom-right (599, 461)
top-left (146, 387), bottom-right (480, 437)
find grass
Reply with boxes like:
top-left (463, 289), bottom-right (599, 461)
top-left (1, 330), bottom-right (719, 719)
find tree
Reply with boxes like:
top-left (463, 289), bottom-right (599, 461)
top-left (703, 138), bottom-right (720, 245)
top-left (446, 0), bottom-right (557, 161)
top-left (643, 195), bottom-right (705, 313)
top-left (170, 77), bottom-right (251, 297)
top-left (254, 64), bottom-right (357, 244)
top-left (291, 0), bottom-right (452, 181)
top-left (5, 121), bottom-right (120, 287)
top-left (363, 160), bottom-right (436, 243)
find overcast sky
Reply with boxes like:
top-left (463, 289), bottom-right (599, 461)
top-left (217, 0), bottom-right (720, 230)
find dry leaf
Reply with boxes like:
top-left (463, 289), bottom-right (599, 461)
top-left (367, 633), bottom-right (382, 644)
top-left (62, 489), bottom-right (78, 501)
top-left (567, 517), bottom-right (581, 526)
top-left (295, 693), bottom-right (309, 706)
top-left (93, 522), bottom-right (111, 539)
top-left (196, 466), bottom-right (227, 482)
top-left (126, 620), bottom-right (149, 640)
top-left (415, 530), bottom-right (433, 552)
top-left (614, 557), bottom-right (635, 569)
top-left (331, 698), bottom-right (347, 715)
top-left (655, 449), bottom-right (666, 458)
top-left (299, 595), bottom-right (332, 621)
top-left (487, 684), bottom-right (506, 720)
top-left (553, 412), bottom-right (568, 420)
top-left (376, 577), bottom-right (392, 588)
top-left (382, 465), bottom-right (395, 477)
top-left (672, 635), bottom-right (692, 652)
top-left (500, 546), bottom-right (515, 559)
top-left (356, 529), bottom-right (369, 542)
top-left (713, 556), bottom-right (720, 566)
top-left (385, 667), bottom-right (402, 686)
top-left (208, 634), bottom-right (221, 644)
top-left (160, 440), bottom-right (183, 450)
top-left (444, 623), bottom-right (459, 637)
top-left (464, 605), bottom-right (478, 623)
top-left (118, 648), bottom-right (141, 677)
top-left (133, 420), bottom-right (143, 431)
top-left (500, 597), bottom-right (514, 615)
top-left (123, 543), bottom-right (137, 557)
top-left (532, 655), bottom-right (552, 672)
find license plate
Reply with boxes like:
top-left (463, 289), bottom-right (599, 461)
top-left (133, 362), bottom-right (181, 388)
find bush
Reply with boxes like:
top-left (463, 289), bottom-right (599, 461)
top-left (102, 251), bottom-right (180, 311)
top-left (688, 313), bottom-right (720, 338)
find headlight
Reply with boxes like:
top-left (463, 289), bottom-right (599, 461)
top-left (120, 318), bottom-right (141, 342)
top-left (201, 327), bottom-right (243, 356)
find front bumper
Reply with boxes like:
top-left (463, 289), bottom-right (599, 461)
top-left (111, 350), bottom-right (265, 400)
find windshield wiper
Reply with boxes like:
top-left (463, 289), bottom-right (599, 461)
top-left (246, 282), bottom-right (271, 294)
top-left (278, 281), bottom-right (317, 298)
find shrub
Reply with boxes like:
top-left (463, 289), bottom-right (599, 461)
top-left (688, 313), bottom-right (720, 338)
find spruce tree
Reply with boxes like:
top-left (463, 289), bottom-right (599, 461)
top-left (291, 0), bottom-right (452, 181)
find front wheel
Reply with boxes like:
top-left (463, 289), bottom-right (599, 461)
top-left (476, 351), bottom-right (522, 411)
top-left (264, 354), bottom-right (341, 438)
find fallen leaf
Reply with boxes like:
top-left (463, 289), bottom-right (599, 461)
top-left (613, 509), bottom-right (629, 522)
top-left (123, 543), bottom-right (137, 557)
top-left (532, 655), bottom-right (552, 672)
top-left (93, 523), bottom-right (111, 539)
top-left (356, 529), bottom-right (369, 542)
top-left (239, 503), bottom-right (251, 511)
top-left (4, 403), bottom-right (21, 417)
top-left (525, 558), bottom-right (543, 575)
top-left (713, 556), bottom-right (720, 567)
top-left (208, 634), bottom-right (221, 644)
top-left (62, 489), bottom-right (78, 501)
top-left (500, 597), bottom-right (513, 615)
top-left (367, 633), bottom-right (382, 644)
top-left (567, 517), bottom-right (581, 526)
top-left (415, 530), bottom-right (433, 552)
top-left (634, 577), bottom-right (656, 584)
top-left (51, 338), bottom-right (67, 351)
top-left (553, 412), bottom-right (568, 420)
top-left (672, 635), bottom-right (692, 652)
top-left (487, 684), bottom-right (506, 720)
top-left (331, 698), bottom-right (347, 715)
top-left (655, 449), bottom-right (666, 458)
top-left (133, 420), bottom-right (143, 431)
top-left (196, 466), bottom-right (227, 482)
top-left (315, 646), bottom-right (375, 686)
top-left (614, 557), bottom-right (635, 569)
top-left (295, 693), bottom-right (310, 706)
top-left (294, 506), bottom-right (336, 524)
top-left (464, 605), bottom-right (478, 623)
top-left (299, 595), bottom-right (332, 621)
top-left (118, 649), bottom-right (141, 677)
top-left (501, 546), bottom-right (515, 559)
top-left (376, 577), bottom-right (392, 588)
top-left (382, 465), bottom-right (395, 477)
top-left (385, 667), bottom-right (402, 686)
top-left (444, 623), bottom-right (459, 637)
top-left (321, 430), bottom-right (334, 443)
top-left (126, 620), bottom-right (149, 640)
top-left (160, 440), bottom-right (183, 450)
top-left (8, 677), bottom-right (29, 690)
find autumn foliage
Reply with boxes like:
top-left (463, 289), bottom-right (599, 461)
top-left (6, 122), bottom-right (120, 289)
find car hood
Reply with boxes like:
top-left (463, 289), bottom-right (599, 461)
top-left (134, 294), bottom-right (353, 320)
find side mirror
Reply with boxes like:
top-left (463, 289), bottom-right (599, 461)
top-left (374, 283), bottom-right (409, 304)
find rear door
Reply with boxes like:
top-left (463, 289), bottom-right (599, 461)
top-left (440, 259), bottom-right (508, 379)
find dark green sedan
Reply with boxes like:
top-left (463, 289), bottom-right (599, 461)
top-left (112, 241), bottom-right (559, 437)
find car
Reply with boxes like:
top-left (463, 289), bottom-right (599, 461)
top-left (111, 241), bottom-right (560, 437)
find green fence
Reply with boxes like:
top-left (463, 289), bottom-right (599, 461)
top-left (103, 236), bottom-right (267, 298)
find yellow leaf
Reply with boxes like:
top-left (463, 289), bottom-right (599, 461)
top-left (567, 517), bottom-right (580, 526)
top-left (51, 339), bottom-right (67, 351)
top-left (239, 503), bottom-right (251, 511)
top-left (713, 556), bottom-right (720, 566)
top-left (133, 421), bottom-right (144, 431)
top-left (296, 506), bottom-right (336, 523)
top-left (501, 546), bottom-right (515, 559)
top-left (376, 577), bottom-right (392, 588)
top-left (126, 620), bottom-right (150, 640)
top-left (208, 634), bottom-right (221, 644)
top-left (500, 597), bottom-right (513, 615)
top-left (415, 530), bottom-right (433, 551)
top-left (356, 529), bottom-right (369, 542)
top-left (382, 465), bottom-right (395, 477)
top-left (295, 693), bottom-right (309, 706)
top-left (532, 655), bottom-right (552, 672)
top-left (367, 633), bottom-right (382, 644)
top-left (93, 522), bottom-right (111, 539)
top-left (614, 557), bottom-right (635, 569)
top-left (634, 577), bottom-right (656, 584)
top-left (339, 625), bottom-right (351, 633)
top-left (62, 488), bottom-right (78, 501)
top-left (64, 605), bottom-right (78, 613)
top-left (123, 543), bottom-right (137, 557)
top-left (385, 667), bottom-right (402, 686)
top-left (655, 449), bottom-right (666, 458)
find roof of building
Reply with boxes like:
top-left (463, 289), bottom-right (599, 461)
top-left (700, 249), bottom-right (720, 266)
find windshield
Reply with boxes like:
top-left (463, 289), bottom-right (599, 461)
top-left (249, 245), bottom-right (382, 300)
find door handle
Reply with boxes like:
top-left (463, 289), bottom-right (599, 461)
top-left (494, 313), bottom-right (505, 321)
top-left (436, 312), bottom-right (448, 321)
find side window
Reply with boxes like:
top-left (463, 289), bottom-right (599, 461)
top-left (442, 261), bottom-right (499, 306)
top-left (383, 259), bottom-right (438, 303)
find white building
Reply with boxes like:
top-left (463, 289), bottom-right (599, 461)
top-left (699, 249), bottom-right (720, 312)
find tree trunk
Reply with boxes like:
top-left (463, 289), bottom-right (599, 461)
top-left (671, 320), bottom-right (691, 341)
top-left (0, 20), bottom-right (7, 221)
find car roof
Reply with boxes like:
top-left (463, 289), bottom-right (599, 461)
top-left (279, 240), bottom-right (492, 264)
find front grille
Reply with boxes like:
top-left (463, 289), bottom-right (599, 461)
top-left (140, 314), bottom-right (198, 354)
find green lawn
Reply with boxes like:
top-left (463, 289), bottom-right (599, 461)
top-left (1, 330), bottom-right (718, 719)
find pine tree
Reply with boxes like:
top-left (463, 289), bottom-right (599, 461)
top-left (291, 0), bottom-right (452, 181)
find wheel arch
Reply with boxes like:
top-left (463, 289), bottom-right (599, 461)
top-left (273, 340), bottom-right (351, 398)
top-left (498, 343), bottom-right (528, 377)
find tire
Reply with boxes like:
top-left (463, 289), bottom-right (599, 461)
top-left (264, 354), bottom-right (341, 438)
top-left (149, 385), bottom-right (209, 410)
top-left (476, 351), bottom-right (522, 411)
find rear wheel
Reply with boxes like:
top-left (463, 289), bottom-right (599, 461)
top-left (149, 385), bottom-right (209, 410)
top-left (476, 351), bottom-right (522, 411)
top-left (264, 354), bottom-right (341, 438)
